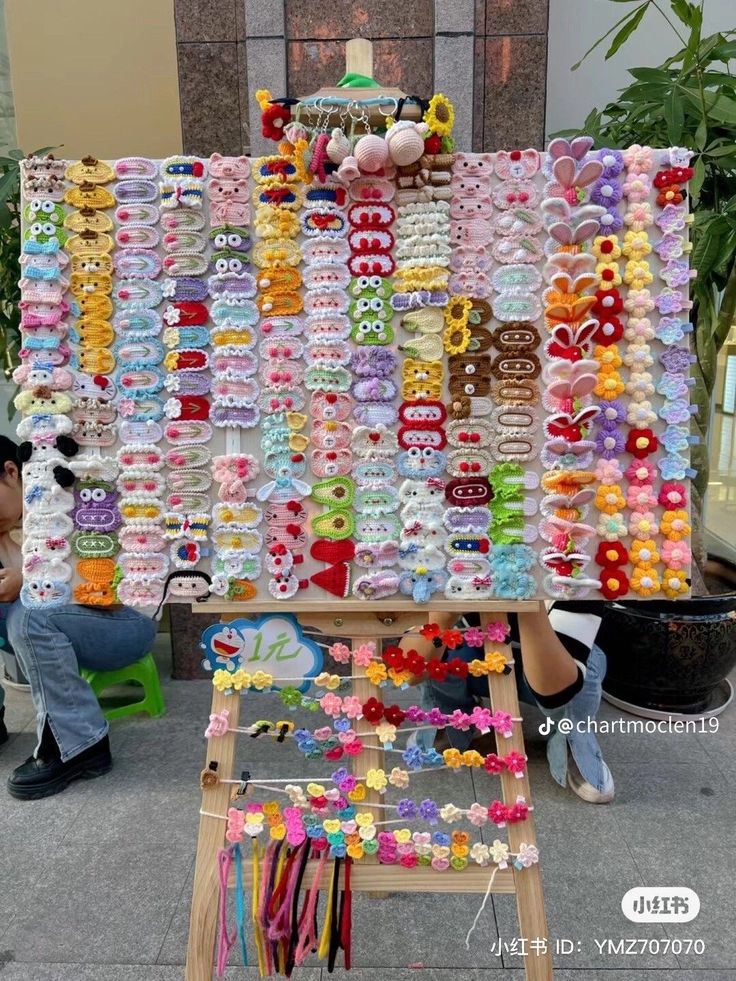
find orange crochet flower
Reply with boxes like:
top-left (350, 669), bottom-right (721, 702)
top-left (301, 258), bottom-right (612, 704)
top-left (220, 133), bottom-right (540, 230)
top-left (660, 509), bottom-right (691, 542)
top-left (662, 568), bottom-right (689, 599)
top-left (594, 368), bottom-right (625, 400)
top-left (630, 564), bottom-right (661, 597)
top-left (629, 539), bottom-right (660, 567)
top-left (595, 484), bottom-right (626, 515)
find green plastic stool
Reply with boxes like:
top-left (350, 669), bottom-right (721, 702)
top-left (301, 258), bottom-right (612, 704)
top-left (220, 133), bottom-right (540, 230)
top-left (81, 652), bottom-right (166, 722)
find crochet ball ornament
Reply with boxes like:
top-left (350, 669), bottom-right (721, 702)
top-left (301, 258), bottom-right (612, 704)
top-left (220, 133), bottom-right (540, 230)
top-left (386, 121), bottom-right (429, 167)
top-left (354, 134), bottom-right (389, 173)
top-left (327, 128), bottom-right (351, 164)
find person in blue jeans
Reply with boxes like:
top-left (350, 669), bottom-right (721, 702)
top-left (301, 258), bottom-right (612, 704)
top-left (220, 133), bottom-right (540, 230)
top-left (401, 605), bottom-right (615, 804)
top-left (0, 436), bottom-right (157, 800)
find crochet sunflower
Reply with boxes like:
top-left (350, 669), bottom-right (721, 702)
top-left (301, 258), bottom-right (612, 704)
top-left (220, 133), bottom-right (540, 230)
top-left (424, 93), bottom-right (455, 138)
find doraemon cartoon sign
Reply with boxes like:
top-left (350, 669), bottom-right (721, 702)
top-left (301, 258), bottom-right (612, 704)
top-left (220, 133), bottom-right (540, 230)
top-left (200, 615), bottom-right (322, 693)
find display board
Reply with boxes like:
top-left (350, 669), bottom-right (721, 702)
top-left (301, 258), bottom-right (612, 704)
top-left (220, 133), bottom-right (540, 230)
top-left (17, 137), bottom-right (696, 612)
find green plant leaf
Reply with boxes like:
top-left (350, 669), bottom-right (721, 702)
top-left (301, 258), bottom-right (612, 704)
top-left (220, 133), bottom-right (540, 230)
top-left (571, 2), bottom-right (649, 70)
top-left (694, 117), bottom-right (707, 149)
top-left (670, 0), bottom-right (695, 26)
top-left (605, 4), bottom-right (649, 60)
top-left (690, 154), bottom-right (706, 201)
top-left (664, 87), bottom-right (685, 144)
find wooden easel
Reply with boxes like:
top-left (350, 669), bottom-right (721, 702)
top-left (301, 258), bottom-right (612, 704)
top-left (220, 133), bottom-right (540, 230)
top-left (185, 601), bottom-right (553, 980)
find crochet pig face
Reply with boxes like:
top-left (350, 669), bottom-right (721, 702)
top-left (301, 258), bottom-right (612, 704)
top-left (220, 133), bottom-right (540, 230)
top-left (208, 153), bottom-right (250, 179)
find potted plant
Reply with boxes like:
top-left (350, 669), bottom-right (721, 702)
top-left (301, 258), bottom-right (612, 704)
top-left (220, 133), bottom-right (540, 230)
top-left (560, 0), bottom-right (736, 716)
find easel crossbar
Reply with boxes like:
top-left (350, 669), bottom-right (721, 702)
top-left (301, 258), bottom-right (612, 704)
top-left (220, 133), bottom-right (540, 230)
top-left (228, 862), bottom-right (516, 894)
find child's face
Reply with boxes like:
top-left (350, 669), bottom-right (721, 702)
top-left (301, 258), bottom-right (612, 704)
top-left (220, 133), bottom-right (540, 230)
top-left (0, 462), bottom-right (23, 531)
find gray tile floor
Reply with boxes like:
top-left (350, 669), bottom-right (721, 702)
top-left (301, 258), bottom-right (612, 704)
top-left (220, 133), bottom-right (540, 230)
top-left (1, 632), bottom-right (735, 981)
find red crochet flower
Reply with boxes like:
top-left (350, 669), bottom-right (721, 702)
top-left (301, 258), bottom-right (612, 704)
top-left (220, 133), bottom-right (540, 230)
top-left (420, 622), bottom-right (441, 640)
top-left (442, 629), bottom-right (464, 650)
top-left (261, 102), bottom-right (290, 140)
top-left (591, 314), bottom-right (624, 345)
top-left (504, 751), bottom-right (527, 775)
top-left (484, 753), bottom-right (504, 775)
top-left (595, 541), bottom-right (628, 567)
top-left (598, 568), bottom-right (629, 601)
top-left (488, 800), bottom-right (509, 825)
top-left (427, 659), bottom-right (449, 683)
top-left (593, 288), bottom-right (623, 317)
top-left (625, 427), bottom-right (658, 459)
top-left (445, 658), bottom-right (469, 679)
top-left (508, 801), bottom-right (529, 823)
top-left (653, 166), bottom-right (694, 188)
top-left (382, 645), bottom-right (407, 672)
top-left (362, 697), bottom-right (384, 724)
top-left (424, 133), bottom-right (442, 154)
top-left (658, 481), bottom-right (687, 510)
top-left (384, 704), bottom-right (406, 727)
top-left (406, 650), bottom-right (427, 676)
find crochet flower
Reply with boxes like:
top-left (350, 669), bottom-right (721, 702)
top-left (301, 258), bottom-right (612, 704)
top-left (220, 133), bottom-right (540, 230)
top-left (656, 316), bottom-right (689, 345)
top-left (361, 697), bottom-right (383, 724)
top-left (483, 753), bottom-right (504, 775)
top-left (594, 369), bottom-right (625, 400)
top-left (598, 207), bottom-right (624, 232)
top-left (489, 801), bottom-right (509, 825)
top-left (250, 670), bottom-right (272, 691)
top-left (623, 144), bottom-right (654, 174)
top-left (427, 659), bottom-right (449, 683)
top-left (319, 693), bottom-right (343, 718)
top-left (491, 711), bottom-right (514, 736)
top-left (595, 541), bottom-right (627, 567)
top-left (403, 746), bottom-right (424, 771)
top-left (628, 510), bottom-right (658, 541)
top-left (328, 642), bottom-right (351, 664)
top-left (375, 721), bottom-right (397, 746)
top-left (625, 317), bottom-right (655, 342)
top-left (389, 767), bottom-right (410, 789)
top-left (443, 748), bottom-right (464, 769)
top-left (629, 539), bottom-right (659, 567)
top-left (622, 173), bottom-right (651, 203)
top-left (595, 484), bottom-right (625, 515)
top-left (384, 704), bottom-right (406, 726)
top-left (352, 642), bottom-right (376, 667)
top-left (161, 279), bottom-right (176, 298)
top-left (504, 751), bottom-right (527, 775)
top-left (591, 234), bottom-right (621, 261)
top-left (626, 484), bottom-right (656, 512)
top-left (626, 427), bottom-right (658, 458)
top-left (659, 450), bottom-right (690, 479)
top-left (486, 621), bottom-right (511, 643)
top-left (662, 568), bottom-right (689, 599)
top-left (443, 324), bottom-right (470, 354)
top-left (117, 397), bottom-right (136, 418)
top-left (593, 287), bottom-right (624, 317)
top-left (623, 259), bottom-right (653, 290)
top-left (163, 305), bottom-right (181, 325)
top-left (462, 750), bottom-right (484, 768)
top-left (280, 686), bottom-right (303, 707)
top-left (489, 839), bottom-right (511, 866)
top-left (595, 426), bottom-right (624, 460)
top-left (630, 565), bottom-right (661, 597)
top-left (596, 262), bottom-right (622, 290)
top-left (591, 177), bottom-right (623, 208)
top-left (424, 92), bottom-right (455, 137)
top-left (660, 509), bottom-right (691, 542)
top-left (662, 539), bottom-right (691, 571)
top-left (462, 626), bottom-right (485, 648)
top-left (515, 843), bottom-right (540, 868)
top-left (443, 629), bottom-right (464, 651)
top-left (655, 202), bottom-right (688, 233)
top-left (365, 661), bottom-right (387, 686)
top-left (212, 669), bottom-right (233, 692)
top-left (594, 344), bottom-right (623, 371)
top-left (339, 695), bottom-right (361, 720)
top-left (467, 802), bottom-right (489, 827)
top-left (662, 258), bottom-right (693, 288)
top-left (595, 458), bottom-right (623, 485)
top-left (397, 798), bottom-right (418, 819)
top-left (316, 671), bottom-right (341, 691)
top-left (366, 768), bottom-right (387, 793)
top-left (485, 650), bottom-right (508, 674)
top-left (624, 460), bottom-right (655, 488)
top-left (440, 804), bottom-right (463, 823)
top-left (470, 706), bottom-right (493, 732)
top-left (624, 289), bottom-right (655, 320)
top-left (418, 799), bottom-right (440, 824)
top-left (624, 201), bottom-right (653, 231)
top-left (470, 842), bottom-right (491, 865)
top-left (599, 568), bottom-right (629, 600)
top-left (596, 511), bottom-right (627, 541)
top-left (658, 482), bottom-right (687, 510)
top-left (656, 288), bottom-right (688, 315)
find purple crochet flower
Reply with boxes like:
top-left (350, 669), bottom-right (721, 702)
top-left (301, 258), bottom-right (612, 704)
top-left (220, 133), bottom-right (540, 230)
top-left (418, 799), bottom-right (440, 824)
top-left (591, 177), bottom-right (623, 208)
top-left (655, 288), bottom-right (688, 315)
top-left (599, 400), bottom-right (626, 426)
top-left (596, 148), bottom-right (625, 178)
top-left (656, 316), bottom-right (692, 345)
top-left (656, 371), bottom-right (691, 400)
top-left (425, 708), bottom-right (448, 727)
top-left (403, 705), bottom-right (426, 724)
top-left (397, 798), bottom-right (419, 819)
top-left (331, 767), bottom-right (349, 786)
top-left (655, 203), bottom-right (688, 233)
top-left (596, 425), bottom-right (625, 460)
top-left (597, 207), bottom-right (624, 233)
top-left (661, 259), bottom-right (693, 288)
top-left (660, 347), bottom-right (693, 373)
top-left (661, 425), bottom-right (691, 453)
top-left (659, 398), bottom-right (695, 425)
top-left (653, 233), bottom-right (686, 261)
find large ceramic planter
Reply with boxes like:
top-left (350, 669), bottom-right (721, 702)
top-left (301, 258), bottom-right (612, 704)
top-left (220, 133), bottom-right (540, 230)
top-left (597, 591), bottom-right (736, 715)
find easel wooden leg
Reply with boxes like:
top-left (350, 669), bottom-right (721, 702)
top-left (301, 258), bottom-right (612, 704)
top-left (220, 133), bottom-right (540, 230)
top-left (481, 610), bottom-right (553, 981)
top-left (185, 673), bottom-right (242, 979)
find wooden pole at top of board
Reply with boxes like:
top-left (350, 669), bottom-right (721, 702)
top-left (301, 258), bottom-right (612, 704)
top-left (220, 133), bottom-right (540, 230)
top-left (480, 607), bottom-right (553, 981)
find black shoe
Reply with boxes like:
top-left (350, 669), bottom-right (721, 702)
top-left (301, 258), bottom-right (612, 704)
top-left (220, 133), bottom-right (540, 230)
top-left (0, 706), bottom-right (8, 746)
top-left (7, 734), bottom-right (112, 800)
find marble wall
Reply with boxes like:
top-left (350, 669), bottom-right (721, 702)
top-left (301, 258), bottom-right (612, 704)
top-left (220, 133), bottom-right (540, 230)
top-left (174, 0), bottom-right (549, 156)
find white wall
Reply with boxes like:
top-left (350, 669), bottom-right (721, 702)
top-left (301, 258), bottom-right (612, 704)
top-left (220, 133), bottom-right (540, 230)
top-left (546, 0), bottom-right (735, 137)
